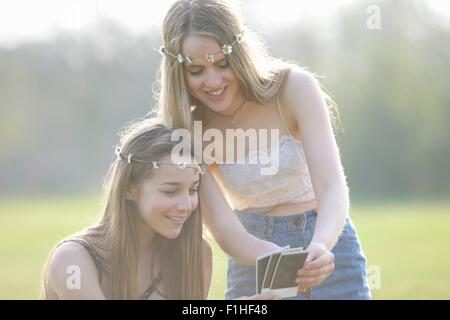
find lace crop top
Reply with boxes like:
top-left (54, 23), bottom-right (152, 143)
top-left (212, 98), bottom-right (316, 213)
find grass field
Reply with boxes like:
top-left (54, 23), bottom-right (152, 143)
top-left (0, 197), bottom-right (449, 299)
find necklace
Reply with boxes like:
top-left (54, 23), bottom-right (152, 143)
top-left (208, 98), bottom-right (247, 129)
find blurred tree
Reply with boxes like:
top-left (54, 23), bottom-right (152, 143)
top-left (0, 0), bottom-right (448, 200)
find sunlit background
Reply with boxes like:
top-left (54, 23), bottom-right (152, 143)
top-left (0, 0), bottom-right (449, 299)
top-left (1, 0), bottom-right (449, 46)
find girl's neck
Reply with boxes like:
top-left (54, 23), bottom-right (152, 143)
top-left (139, 230), bottom-right (154, 253)
top-left (204, 98), bottom-right (254, 128)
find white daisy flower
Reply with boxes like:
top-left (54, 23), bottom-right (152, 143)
top-left (177, 54), bottom-right (185, 63)
top-left (222, 44), bottom-right (233, 55)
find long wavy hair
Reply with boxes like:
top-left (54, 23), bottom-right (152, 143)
top-left (41, 119), bottom-right (205, 299)
top-left (153, 0), bottom-right (337, 130)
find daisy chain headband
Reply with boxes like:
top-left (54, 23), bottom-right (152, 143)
top-left (158, 30), bottom-right (245, 64)
top-left (115, 147), bottom-right (206, 175)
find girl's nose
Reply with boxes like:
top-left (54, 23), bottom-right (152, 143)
top-left (205, 70), bottom-right (222, 88)
top-left (177, 191), bottom-right (194, 212)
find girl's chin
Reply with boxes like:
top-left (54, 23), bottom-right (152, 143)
top-left (161, 230), bottom-right (182, 240)
top-left (158, 225), bottom-right (183, 239)
top-left (203, 100), bottom-right (232, 114)
top-left (208, 105), bottom-right (227, 114)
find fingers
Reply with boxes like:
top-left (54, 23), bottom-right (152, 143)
top-left (304, 242), bottom-right (327, 264)
top-left (297, 252), bottom-right (334, 278)
top-left (295, 252), bottom-right (335, 292)
top-left (297, 262), bottom-right (334, 278)
top-left (304, 252), bottom-right (334, 270)
top-left (296, 268), bottom-right (333, 291)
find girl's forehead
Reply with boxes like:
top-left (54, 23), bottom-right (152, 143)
top-left (182, 34), bottom-right (222, 57)
top-left (150, 154), bottom-right (200, 184)
top-left (154, 169), bottom-right (199, 187)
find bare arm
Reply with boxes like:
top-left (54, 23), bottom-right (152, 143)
top-left (283, 68), bottom-right (347, 291)
top-left (283, 67), bottom-right (349, 250)
top-left (200, 167), bottom-right (279, 265)
top-left (46, 242), bottom-right (106, 300)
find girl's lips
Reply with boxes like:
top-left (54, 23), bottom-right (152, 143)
top-left (165, 215), bottom-right (187, 225)
top-left (205, 87), bottom-right (227, 101)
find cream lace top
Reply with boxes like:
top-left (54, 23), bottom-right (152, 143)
top-left (212, 98), bottom-right (316, 213)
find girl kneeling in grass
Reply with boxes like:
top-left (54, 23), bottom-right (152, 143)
top-left (41, 119), bottom-right (277, 300)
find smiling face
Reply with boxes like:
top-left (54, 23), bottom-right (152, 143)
top-left (132, 154), bottom-right (200, 240)
top-left (182, 34), bottom-right (245, 115)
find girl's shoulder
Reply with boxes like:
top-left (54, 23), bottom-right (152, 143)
top-left (279, 67), bottom-right (318, 102)
top-left (48, 240), bottom-right (101, 282)
top-left (279, 67), bottom-right (325, 117)
top-left (46, 240), bottom-right (106, 299)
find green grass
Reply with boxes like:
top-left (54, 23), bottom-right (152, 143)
top-left (0, 197), bottom-right (449, 299)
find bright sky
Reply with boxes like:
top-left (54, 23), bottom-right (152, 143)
top-left (0, 0), bottom-right (449, 47)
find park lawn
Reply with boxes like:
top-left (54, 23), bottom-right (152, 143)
top-left (0, 197), bottom-right (449, 299)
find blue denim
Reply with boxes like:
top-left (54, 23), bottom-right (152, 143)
top-left (225, 209), bottom-right (371, 300)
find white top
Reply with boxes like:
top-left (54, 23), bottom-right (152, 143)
top-left (213, 98), bottom-right (316, 213)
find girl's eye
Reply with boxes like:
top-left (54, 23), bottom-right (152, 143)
top-left (162, 190), bottom-right (177, 195)
top-left (189, 69), bottom-right (202, 76)
top-left (189, 188), bottom-right (198, 195)
top-left (187, 61), bottom-right (228, 75)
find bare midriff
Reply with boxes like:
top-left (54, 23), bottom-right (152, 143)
top-left (264, 199), bottom-right (318, 217)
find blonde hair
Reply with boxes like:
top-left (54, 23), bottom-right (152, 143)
top-left (154, 0), bottom-right (338, 130)
top-left (41, 119), bottom-right (205, 299)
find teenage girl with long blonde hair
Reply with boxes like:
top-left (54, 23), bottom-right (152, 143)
top-left (155, 0), bottom-right (371, 299)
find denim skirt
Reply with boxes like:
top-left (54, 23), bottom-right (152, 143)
top-left (225, 209), bottom-right (371, 300)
